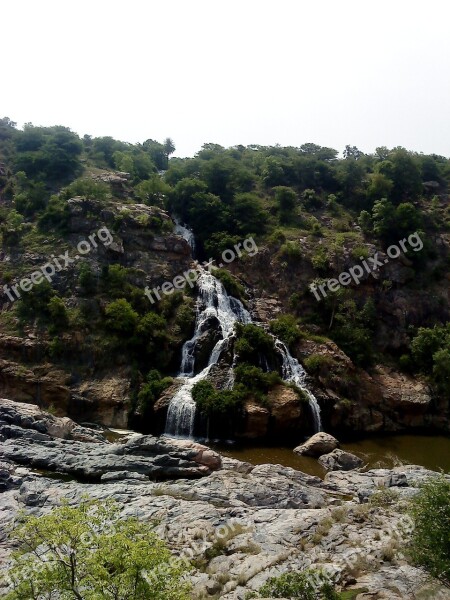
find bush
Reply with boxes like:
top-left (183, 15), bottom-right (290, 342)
top-left (234, 323), bottom-right (275, 366)
top-left (78, 262), bottom-right (97, 294)
top-left (234, 364), bottom-right (281, 396)
top-left (408, 474), bottom-right (450, 587)
top-left (138, 370), bottom-right (173, 413)
top-left (279, 240), bottom-right (302, 260)
top-left (105, 299), bottom-right (139, 334)
top-left (60, 177), bottom-right (111, 201)
top-left (47, 296), bottom-right (69, 330)
top-left (2, 498), bottom-right (191, 599)
top-left (214, 268), bottom-right (245, 299)
top-left (303, 354), bottom-right (335, 375)
top-left (269, 314), bottom-right (303, 349)
top-left (38, 195), bottom-right (69, 232)
top-left (16, 279), bottom-right (55, 322)
top-left (192, 380), bottom-right (245, 417)
top-left (258, 569), bottom-right (339, 599)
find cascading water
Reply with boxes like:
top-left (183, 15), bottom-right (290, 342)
top-left (274, 339), bottom-right (322, 432)
top-left (174, 218), bottom-right (196, 254)
top-left (165, 268), bottom-right (251, 438)
top-left (166, 221), bottom-right (322, 437)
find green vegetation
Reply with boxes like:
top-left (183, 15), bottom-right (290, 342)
top-left (234, 323), bottom-right (275, 365)
top-left (213, 268), bottom-right (245, 299)
top-left (0, 116), bottom-right (449, 434)
top-left (192, 380), bottom-right (245, 419)
top-left (408, 474), bottom-right (450, 587)
top-left (258, 570), bottom-right (339, 599)
top-left (2, 498), bottom-right (191, 600)
top-left (409, 324), bottom-right (450, 395)
top-left (138, 370), bottom-right (173, 416)
top-left (269, 314), bottom-right (303, 349)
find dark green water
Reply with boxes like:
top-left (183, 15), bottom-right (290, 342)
top-left (212, 434), bottom-right (450, 478)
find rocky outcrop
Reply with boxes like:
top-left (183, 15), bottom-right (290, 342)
top-left (1, 401), bottom-right (449, 599)
top-left (318, 449), bottom-right (364, 471)
top-left (294, 432), bottom-right (339, 457)
top-left (0, 400), bottom-right (221, 481)
top-left (0, 398), bottom-right (105, 442)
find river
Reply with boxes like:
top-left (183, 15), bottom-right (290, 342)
top-left (210, 434), bottom-right (450, 478)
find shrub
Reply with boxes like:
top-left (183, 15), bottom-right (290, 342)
top-left (234, 364), bottom-right (281, 394)
top-left (269, 314), bottom-right (303, 349)
top-left (408, 473), bottom-right (450, 587)
top-left (60, 177), bottom-right (111, 201)
top-left (38, 195), bottom-right (69, 232)
top-left (138, 370), bottom-right (173, 413)
top-left (78, 262), bottom-right (97, 294)
top-left (258, 569), bottom-right (339, 599)
top-left (192, 381), bottom-right (245, 417)
top-left (279, 240), bottom-right (302, 260)
top-left (311, 247), bottom-right (329, 272)
top-left (47, 296), bottom-right (69, 330)
top-left (303, 354), bottom-right (335, 375)
top-left (214, 268), bottom-right (245, 299)
top-left (16, 279), bottom-right (55, 322)
top-left (105, 299), bottom-right (139, 334)
top-left (2, 498), bottom-right (191, 599)
top-left (234, 323), bottom-right (275, 365)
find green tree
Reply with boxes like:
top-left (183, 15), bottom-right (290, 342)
top-left (408, 474), bottom-right (450, 587)
top-left (135, 175), bottom-right (171, 207)
top-left (163, 137), bottom-right (176, 162)
top-left (3, 498), bottom-right (191, 600)
top-left (138, 370), bottom-right (173, 414)
top-left (105, 299), bottom-right (139, 334)
top-left (433, 348), bottom-right (450, 395)
top-left (273, 186), bottom-right (297, 224)
top-left (48, 296), bottom-right (69, 330)
top-left (389, 148), bottom-right (422, 203)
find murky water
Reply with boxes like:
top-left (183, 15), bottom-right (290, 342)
top-left (212, 434), bottom-right (450, 478)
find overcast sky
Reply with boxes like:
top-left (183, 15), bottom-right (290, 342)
top-left (2, 0), bottom-right (450, 158)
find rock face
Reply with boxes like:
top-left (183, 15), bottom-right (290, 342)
top-left (318, 449), bottom-right (364, 471)
top-left (294, 432), bottom-right (339, 457)
top-left (0, 398), bottom-right (105, 443)
top-left (0, 401), bottom-right (448, 599)
top-left (0, 399), bottom-right (221, 481)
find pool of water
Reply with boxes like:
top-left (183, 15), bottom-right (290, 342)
top-left (211, 434), bottom-right (450, 478)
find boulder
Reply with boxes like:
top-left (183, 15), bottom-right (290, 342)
top-left (293, 432), bottom-right (339, 457)
top-left (318, 448), bottom-right (364, 471)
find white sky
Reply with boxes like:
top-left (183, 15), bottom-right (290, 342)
top-left (2, 0), bottom-right (450, 158)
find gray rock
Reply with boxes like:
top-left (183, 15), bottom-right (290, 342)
top-left (0, 403), bottom-right (222, 481)
top-left (294, 432), bottom-right (339, 457)
top-left (318, 449), bottom-right (364, 471)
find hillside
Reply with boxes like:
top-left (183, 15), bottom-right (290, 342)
top-left (0, 117), bottom-right (449, 439)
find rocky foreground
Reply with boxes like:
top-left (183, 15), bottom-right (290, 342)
top-left (0, 399), bottom-right (448, 599)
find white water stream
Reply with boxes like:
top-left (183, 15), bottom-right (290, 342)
top-left (165, 222), bottom-right (322, 438)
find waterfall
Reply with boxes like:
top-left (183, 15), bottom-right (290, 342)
top-left (274, 339), bottom-right (322, 432)
top-left (165, 269), bottom-right (251, 438)
top-left (166, 221), bottom-right (322, 437)
top-left (174, 218), bottom-right (196, 254)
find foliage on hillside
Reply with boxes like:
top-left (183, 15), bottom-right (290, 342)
top-left (0, 116), bottom-right (449, 418)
